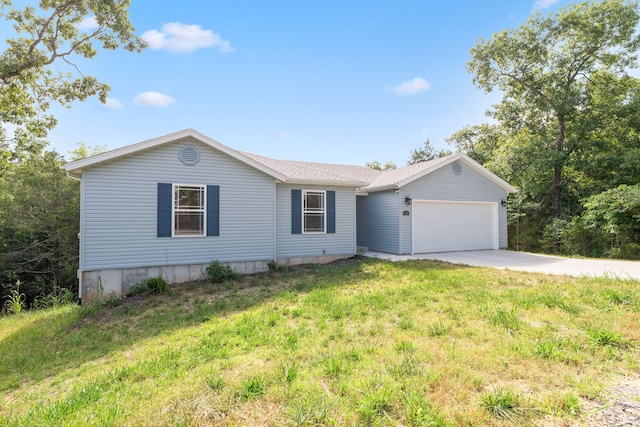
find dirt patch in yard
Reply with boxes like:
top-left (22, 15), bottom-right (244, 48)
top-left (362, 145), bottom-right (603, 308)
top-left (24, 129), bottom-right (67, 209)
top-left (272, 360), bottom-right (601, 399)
top-left (582, 376), bottom-right (640, 426)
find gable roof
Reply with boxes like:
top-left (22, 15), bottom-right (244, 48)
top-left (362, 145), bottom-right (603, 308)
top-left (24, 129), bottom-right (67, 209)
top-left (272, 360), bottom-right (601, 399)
top-left (63, 129), bottom-right (287, 182)
top-left (364, 153), bottom-right (518, 193)
top-left (63, 129), bottom-right (516, 193)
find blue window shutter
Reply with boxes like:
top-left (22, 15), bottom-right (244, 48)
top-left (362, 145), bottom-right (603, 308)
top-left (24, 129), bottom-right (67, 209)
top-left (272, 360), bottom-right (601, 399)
top-left (291, 189), bottom-right (302, 234)
top-left (207, 185), bottom-right (220, 236)
top-left (327, 190), bottom-right (336, 234)
top-left (157, 183), bottom-right (172, 237)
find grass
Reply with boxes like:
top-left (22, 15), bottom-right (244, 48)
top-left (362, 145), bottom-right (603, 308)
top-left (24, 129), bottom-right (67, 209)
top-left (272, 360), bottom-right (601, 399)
top-left (0, 258), bottom-right (639, 426)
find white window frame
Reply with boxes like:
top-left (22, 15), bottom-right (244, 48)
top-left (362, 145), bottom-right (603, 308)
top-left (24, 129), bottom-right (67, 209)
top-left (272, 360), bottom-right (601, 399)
top-left (302, 190), bottom-right (326, 234)
top-left (172, 184), bottom-right (207, 237)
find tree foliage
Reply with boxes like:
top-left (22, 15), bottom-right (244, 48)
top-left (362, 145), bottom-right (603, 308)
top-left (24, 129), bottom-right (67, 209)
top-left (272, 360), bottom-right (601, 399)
top-left (0, 150), bottom-right (80, 305)
top-left (407, 140), bottom-right (452, 165)
top-left (454, 0), bottom-right (640, 258)
top-left (0, 0), bottom-right (145, 168)
top-left (468, 0), bottom-right (640, 219)
top-left (365, 160), bottom-right (396, 170)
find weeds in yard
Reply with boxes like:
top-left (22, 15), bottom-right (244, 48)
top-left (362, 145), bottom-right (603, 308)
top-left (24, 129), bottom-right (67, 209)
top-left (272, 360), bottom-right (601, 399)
top-left (480, 387), bottom-right (521, 420)
top-left (404, 392), bottom-right (447, 427)
top-left (3, 288), bottom-right (25, 315)
top-left (2, 259), bottom-right (639, 426)
top-left (236, 374), bottom-right (266, 400)
top-left (585, 325), bottom-right (631, 349)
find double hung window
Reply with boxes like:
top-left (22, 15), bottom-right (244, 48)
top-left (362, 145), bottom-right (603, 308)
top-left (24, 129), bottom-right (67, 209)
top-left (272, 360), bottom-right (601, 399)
top-left (174, 185), bottom-right (205, 236)
top-left (303, 190), bottom-right (325, 233)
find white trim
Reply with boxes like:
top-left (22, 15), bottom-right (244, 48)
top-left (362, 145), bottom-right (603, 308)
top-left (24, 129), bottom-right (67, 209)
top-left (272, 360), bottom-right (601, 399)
top-left (63, 129), bottom-right (287, 182)
top-left (172, 183), bottom-right (207, 238)
top-left (302, 189), bottom-right (327, 234)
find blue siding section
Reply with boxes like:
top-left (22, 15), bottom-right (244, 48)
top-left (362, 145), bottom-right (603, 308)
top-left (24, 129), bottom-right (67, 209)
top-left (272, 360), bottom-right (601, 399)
top-left (399, 162), bottom-right (509, 252)
top-left (82, 139), bottom-right (275, 270)
top-left (277, 184), bottom-right (356, 259)
top-left (356, 191), bottom-right (400, 253)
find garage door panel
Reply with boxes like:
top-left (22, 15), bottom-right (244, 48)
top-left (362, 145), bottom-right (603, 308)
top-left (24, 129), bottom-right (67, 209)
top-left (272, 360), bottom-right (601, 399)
top-left (413, 201), bottom-right (497, 253)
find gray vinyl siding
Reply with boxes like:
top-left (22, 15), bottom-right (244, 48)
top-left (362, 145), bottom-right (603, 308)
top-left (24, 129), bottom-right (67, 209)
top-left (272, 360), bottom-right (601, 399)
top-left (276, 184), bottom-right (356, 259)
top-left (81, 139), bottom-right (275, 271)
top-left (356, 191), bottom-right (400, 254)
top-left (399, 162), bottom-right (509, 253)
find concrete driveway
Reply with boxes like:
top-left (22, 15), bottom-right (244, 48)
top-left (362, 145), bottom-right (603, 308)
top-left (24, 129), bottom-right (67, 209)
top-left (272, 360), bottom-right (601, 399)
top-left (365, 249), bottom-right (640, 280)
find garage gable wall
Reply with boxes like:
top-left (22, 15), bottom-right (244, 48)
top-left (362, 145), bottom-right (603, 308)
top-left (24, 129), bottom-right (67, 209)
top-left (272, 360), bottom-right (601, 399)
top-left (399, 160), bottom-right (509, 253)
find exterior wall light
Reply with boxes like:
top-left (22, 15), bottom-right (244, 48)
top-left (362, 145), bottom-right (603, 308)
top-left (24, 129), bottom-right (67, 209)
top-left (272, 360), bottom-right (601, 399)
top-left (405, 197), bottom-right (412, 205)
top-left (501, 200), bottom-right (507, 207)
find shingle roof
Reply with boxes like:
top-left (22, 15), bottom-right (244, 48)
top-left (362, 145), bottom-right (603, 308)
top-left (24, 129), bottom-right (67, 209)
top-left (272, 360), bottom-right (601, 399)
top-left (239, 152), bottom-right (376, 186)
top-left (63, 129), bottom-right (516, 193)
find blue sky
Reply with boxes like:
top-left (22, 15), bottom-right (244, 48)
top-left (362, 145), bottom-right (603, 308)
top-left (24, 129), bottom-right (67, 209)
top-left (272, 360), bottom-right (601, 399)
top-left (44, 0), bottom-right (568, 166)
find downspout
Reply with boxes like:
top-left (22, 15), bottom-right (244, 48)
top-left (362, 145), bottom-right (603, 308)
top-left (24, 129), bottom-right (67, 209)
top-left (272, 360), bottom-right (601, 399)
top-left (65, 170), bottom-right (83, 305)
top-left (273, 181), bottom-right (277, 262)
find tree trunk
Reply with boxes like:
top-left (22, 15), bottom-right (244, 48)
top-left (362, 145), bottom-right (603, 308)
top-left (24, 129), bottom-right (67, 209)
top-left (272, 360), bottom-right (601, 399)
top-left (552, 116), bottom-right (565, 219)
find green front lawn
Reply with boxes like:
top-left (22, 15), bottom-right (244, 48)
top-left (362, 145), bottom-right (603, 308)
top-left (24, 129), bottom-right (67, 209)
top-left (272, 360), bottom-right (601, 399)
top-left (1, 258), bottom-right (638, 426)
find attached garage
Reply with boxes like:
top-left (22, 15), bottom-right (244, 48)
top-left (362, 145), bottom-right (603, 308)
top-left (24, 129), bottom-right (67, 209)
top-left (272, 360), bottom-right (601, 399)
top-left (412, 200), bottom-right (498, 253)
top-left (356, 154), bottom-right (517, 255)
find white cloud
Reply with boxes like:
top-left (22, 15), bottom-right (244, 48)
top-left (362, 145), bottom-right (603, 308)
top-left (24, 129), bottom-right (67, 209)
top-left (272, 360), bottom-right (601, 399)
top-left (133, 92), bottom-right (175, 107)
top-left (103, 97), bottom-right (123, 109)
top-left (276, 131), bottom-right (290, 138)
top-left (141, 22), bottom-right (233, 54)
top-left (386, 77), bottom-right (431, 95)
top-left (533, 0), bottom-right (561, 10)
top-left (77, 16), bottom-right (98, 30)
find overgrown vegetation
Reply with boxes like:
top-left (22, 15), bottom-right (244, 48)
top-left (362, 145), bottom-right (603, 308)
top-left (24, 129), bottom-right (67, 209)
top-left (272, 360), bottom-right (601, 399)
top-left (1, 259), bottom-right (637, 426)
top-left (205, 260), bottom-right (241, 283)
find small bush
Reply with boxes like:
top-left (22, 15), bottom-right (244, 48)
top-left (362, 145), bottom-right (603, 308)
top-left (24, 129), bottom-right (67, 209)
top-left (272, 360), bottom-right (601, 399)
top-left (267, 260), bottom-right (289, 274)
top-left (206, 260), bottom-right (241, 283)
top-left (145, 276), bottom-right (168, 294)
top-left (127, 282), bottom-right (148, 297)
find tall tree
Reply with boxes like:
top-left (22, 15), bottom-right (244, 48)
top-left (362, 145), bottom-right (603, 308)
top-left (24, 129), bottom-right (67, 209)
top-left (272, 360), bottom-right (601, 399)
top-left (0, 0), bottom-right (145, 168)
top-left (406, 140), bottom-right (452, 165)
top-left (467, 0), bottom-right (640, 219)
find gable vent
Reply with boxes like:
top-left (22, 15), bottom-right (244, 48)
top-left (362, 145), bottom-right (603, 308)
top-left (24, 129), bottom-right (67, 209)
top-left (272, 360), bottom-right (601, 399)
top-left (179, 145), bottom-right (200, 165)
top-left (452, 161), bottom-right (462, 175)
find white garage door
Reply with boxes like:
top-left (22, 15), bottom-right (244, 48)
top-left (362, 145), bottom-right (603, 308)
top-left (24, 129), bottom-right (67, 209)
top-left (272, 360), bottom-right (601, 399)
top-left (412, 200), bottom-right (498, 253)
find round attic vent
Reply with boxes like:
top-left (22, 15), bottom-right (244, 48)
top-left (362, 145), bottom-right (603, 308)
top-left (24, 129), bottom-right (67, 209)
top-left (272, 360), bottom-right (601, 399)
top-left (452, 161), bottom-right (462, 175)
top-left (179, 145), bottom-right (200, 165)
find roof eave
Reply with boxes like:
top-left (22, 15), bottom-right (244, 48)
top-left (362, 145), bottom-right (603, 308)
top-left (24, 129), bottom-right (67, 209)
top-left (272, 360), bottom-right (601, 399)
top-left (62, 129), bottom-right (288, 182)
top-left (393, 153), bottom-right (518, 194)
top-left (285, 179), bottom-right (368, 188)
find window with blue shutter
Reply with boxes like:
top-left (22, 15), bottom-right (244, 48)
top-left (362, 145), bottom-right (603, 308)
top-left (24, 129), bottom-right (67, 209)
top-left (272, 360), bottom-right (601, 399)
top-left (292, 189), bottom-right (336, 234)
top-left (157, 183), bottom-right (172, 237)
top-left (157, 183), bottom-right (219, 237)
top-left (291, 189), bottom-right (302, 234)
top-left (207, 185), bottom-right (220, 236)
top-left (327, 190), bottom-right (335, 234)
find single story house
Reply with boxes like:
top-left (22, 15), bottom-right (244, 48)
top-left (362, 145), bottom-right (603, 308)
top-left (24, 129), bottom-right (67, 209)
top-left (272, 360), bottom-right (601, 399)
top-left (64, 129), bottom-right (517, 303)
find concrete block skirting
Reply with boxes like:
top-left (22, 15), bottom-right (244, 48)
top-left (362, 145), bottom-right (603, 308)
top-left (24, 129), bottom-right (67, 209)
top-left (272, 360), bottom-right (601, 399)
top-left (80, 254), bottom-right (352, 304)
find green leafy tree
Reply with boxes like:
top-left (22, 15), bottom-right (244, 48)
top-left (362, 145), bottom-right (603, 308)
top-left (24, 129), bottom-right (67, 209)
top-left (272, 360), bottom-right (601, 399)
top-left (0, 0), bottom-right (145, 169)
top-left (407, 140), bottom-right (452, 165)
top-left (467, 0), bottom-right (640, 219)
top-left (365, 160), bottom-right (396, 170)
top-left (581, 184), bottom-right (640, 258)
top-left (0, 150), bottom-right (80, 305)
